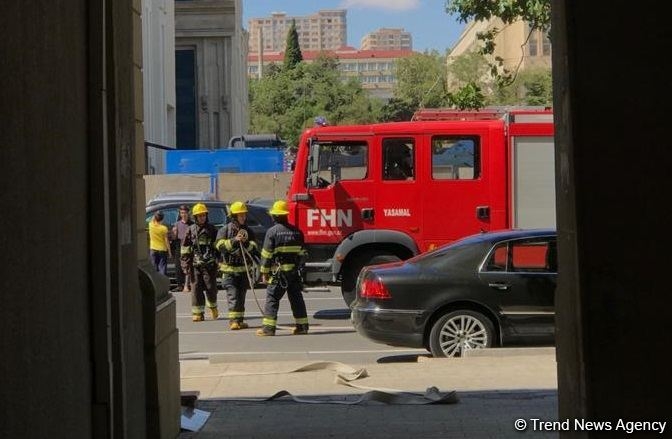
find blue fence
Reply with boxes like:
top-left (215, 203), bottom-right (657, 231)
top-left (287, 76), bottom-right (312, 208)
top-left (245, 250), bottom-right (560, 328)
top-left (166, 148), bottom-right (285, 174)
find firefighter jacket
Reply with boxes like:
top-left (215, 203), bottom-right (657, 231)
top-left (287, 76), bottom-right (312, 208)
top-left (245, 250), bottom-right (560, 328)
top-left (215, 222), bottom-right (258, 274)
top-left (181, 222), bottom-right (219, 268)
top-left (260, 221), bottom-right (307, 276)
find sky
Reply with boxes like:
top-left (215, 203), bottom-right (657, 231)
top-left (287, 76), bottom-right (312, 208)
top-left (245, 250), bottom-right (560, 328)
top-left (242, 0), bottom-right (466, 53)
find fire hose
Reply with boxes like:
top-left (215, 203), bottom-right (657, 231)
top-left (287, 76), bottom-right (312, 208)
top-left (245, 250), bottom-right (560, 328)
top-left (236, 229), bottom-right (295, 331)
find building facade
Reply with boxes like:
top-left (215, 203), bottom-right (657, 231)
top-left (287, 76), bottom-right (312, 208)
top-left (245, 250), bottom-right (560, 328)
top-left (248, 48), bottom-right (414, 100)
top-left (142, 0), bottom-right (176, 174)
top-left (175, 0), bottom-right (248, 149)
top-left (448, 18), bottom-right (551, 73)
top-left (360, 28), bottom-right (412, 51)
top-left (248, 10), bottom-right (347, 54)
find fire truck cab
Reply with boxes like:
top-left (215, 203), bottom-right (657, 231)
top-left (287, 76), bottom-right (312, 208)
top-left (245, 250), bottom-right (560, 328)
top-left (287, 108), bottom-right (555, 306)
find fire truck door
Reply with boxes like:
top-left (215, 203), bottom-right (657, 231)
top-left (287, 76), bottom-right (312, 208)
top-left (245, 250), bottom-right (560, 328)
top-left (298, 139), bottom-right (372, 244)
top-left (377, 137), bottom-right (421, 240)
top-left (421, 131), bottom-right (496, 250)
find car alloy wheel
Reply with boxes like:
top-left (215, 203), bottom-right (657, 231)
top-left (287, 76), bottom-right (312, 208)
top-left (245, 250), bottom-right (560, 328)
top-left (429, 310), bottom-right (494, 357)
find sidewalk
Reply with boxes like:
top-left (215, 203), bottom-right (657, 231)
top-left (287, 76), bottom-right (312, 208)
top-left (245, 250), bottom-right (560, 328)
top-left (179, 348), bottom-right (559, 438)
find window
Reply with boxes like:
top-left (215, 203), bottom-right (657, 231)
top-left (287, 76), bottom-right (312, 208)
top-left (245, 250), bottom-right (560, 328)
top-left (542, 33), bottom-right (551, 56)
top-left (511, 241), bottom-right (549, 271)
top-left (529, 34), bottom-right (539, 57)
top-left (483, 238), bottom-right (557, 273)
top-left (308, 141), bottom-right (368, 188)
top-left (485, 245), bottom-right (508, 271)
top-left (383, 138), bottom-right (414, 180)
top-left (175, 48), bottom-right (197, 149)
top-left (432, 136), bottom-right (479, 180)
top-left (146, 209), bottom-right (179, 227)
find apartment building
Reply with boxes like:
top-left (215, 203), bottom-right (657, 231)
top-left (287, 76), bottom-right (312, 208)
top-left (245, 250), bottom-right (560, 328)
top-left (448, 18), bottom-right (551, 73)
top-left (361, 28), bottom-right (412, 51)
top-left (248, 48), bottom-right (415, 100)
top-left (248, 10), bottom-right (347, 53)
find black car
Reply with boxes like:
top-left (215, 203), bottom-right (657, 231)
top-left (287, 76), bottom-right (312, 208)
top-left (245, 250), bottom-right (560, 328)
top-left (351, 229), bottom-right (557, 357)
top-left (145, 200), bottom-right (273, 283)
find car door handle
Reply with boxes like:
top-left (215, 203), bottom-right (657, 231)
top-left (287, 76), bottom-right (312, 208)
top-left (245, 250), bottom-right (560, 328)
top-left (488, 282), bottom-right (510, 291)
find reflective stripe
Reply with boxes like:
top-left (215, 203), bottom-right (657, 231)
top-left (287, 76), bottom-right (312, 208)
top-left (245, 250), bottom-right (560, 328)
top-left (228, 311), bottom-right (244, 319)
top-left (219, 264), bottom-right (248, 273)
top-left (223, 239), bottom-right (234, 251)
top-left (262, 317), bottom-right (277, 327)
top-left (274, 246), bottom-right (303, 253)
top-left (247, 241), bottom-right (258, 251)
top-left (205, 300), bottom-right (217, 308)
top-left (181, 246), bottom-right (192, 255)
top-left (261, 248), bottom-right (274, 258)
top-left (260, 266), bottom-right (271, 274)
top-left (295, 317), bottom-right (309, 324)
top-left (279, 264), bottom-right (296, 271)
top-left (192, 306), bottom-right (205, 314)
top-left (215, 238), bottom-right (227, 251)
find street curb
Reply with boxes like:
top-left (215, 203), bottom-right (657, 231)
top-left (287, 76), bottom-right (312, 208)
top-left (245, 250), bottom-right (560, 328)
top-left (460, 347), bottom-right (556, 358)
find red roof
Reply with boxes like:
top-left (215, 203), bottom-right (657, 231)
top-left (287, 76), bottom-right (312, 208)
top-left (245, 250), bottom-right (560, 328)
top-left (248, 48), bottom-right (416, 63)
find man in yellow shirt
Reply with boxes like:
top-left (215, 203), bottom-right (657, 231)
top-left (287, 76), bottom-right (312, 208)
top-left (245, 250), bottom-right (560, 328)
top-left (149, 211), bottom-right (172, 276)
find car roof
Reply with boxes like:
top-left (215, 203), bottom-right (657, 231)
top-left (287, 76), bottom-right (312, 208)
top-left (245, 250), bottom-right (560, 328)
top-left (146, 191), bottom-right (216, 206)
top-left (145, 200), bottom-right (272, 218)
top-left (460, 228), bottom-right (556, 245)
top-left (145, 200), bottom-right (228, 212)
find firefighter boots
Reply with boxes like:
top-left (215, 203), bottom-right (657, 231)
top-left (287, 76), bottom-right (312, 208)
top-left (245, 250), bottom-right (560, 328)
top-left (209, 307), bottom-right (219, 320)
top-left (192, 313), bottom-right (205, 322)
top-left (255, 326), bottom-right (276, 337)
top-left (292, 324), bottom-right (309, 335)
top-left (229, 320), bottom-right (249, 330)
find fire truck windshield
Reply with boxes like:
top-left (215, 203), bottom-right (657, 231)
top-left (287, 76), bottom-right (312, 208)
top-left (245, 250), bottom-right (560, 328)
top-left (306, 141), bottom-right (368, 189)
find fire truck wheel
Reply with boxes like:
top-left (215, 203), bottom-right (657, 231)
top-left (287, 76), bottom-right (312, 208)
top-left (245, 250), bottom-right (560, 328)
top-left (428, 310), bottom-right (494, 358)
top-left (341, 251), bottom-right (401, 308)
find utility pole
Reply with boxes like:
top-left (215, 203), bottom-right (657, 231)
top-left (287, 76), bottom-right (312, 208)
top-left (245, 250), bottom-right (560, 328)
top-left (257, 27), bottom-right (263, 79)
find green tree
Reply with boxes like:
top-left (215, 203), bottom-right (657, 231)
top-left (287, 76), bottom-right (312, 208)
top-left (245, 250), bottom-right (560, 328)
top-left (283, 20), bottom-right (303, 70)
top-left (445, 1), bottom-right (551, 86)
top-left (445, 0), bottom-right (551, 31)
top-left (393, 51), bottom-right (450, 111)
top-left (448, 82), bottom-right (486, 110)
top-left (492, 67), bottom-right (552, 106)
top-left (380, 98), bottom-right (417, 122)
top-left (446, 51), bottom-right (491, 89)
top-left (249, 54), bottom-right (382, 146)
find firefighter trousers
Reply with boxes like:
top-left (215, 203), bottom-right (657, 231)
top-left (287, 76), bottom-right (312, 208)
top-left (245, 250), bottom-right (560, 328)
top-left (262, 272), bottom-right (307, 327)
top-left (191, 264), bottom-right (218, 314)
top-left (221, 273), bottom-right (249, 322)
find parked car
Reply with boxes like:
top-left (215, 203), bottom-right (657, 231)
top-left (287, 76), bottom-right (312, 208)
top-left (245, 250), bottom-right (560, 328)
top-left (351, 229), bottom-right (557, 357)
top-left (146, 191), bottom-right (216, 207)
top-left (145, 200), bottom-right (273, 284)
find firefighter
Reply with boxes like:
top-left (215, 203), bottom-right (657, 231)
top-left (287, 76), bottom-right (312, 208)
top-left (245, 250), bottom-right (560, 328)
top-left (181, 203), bottom-right (220, 322)
top-left (215, 201), bottom-right (258, 330)
top-left (256, 200), bottom-right (309, 336)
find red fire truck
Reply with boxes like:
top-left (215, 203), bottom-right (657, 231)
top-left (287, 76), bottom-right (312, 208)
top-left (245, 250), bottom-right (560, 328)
top-left (286, 108), bottom-right (555, 306)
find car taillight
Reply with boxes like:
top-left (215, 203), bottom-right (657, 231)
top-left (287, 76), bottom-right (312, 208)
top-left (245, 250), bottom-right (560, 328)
top-left (359, 276), bottom-right (391, 300)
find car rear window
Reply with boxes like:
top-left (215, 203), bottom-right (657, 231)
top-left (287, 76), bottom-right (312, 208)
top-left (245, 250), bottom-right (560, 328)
top-left (483, 237), bottom-right (557, 273)
top-left (146, 204), bottom-right (228, 228)
top-left (207, 207), bottom-right (227, 228)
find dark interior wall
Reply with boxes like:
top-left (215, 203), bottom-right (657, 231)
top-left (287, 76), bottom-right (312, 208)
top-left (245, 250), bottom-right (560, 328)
top-left (0, 1), bottom-right (148, 438)
top-left (0, 1), bottom-right (92, 437)
top-left (552, 1), bottom-right (672, 428)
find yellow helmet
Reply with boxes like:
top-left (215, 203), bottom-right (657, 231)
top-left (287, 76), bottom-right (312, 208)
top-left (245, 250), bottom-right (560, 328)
top-left (229, 201), bottom-right (248, 215)
top-left (269, 200), bottom-right (289, 216)
top-left (192, 203), bottom-right (208, 216)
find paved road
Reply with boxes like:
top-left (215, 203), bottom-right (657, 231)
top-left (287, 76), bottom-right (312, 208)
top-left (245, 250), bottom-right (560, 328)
top-left (176, 285), bottom-right (429, 364)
